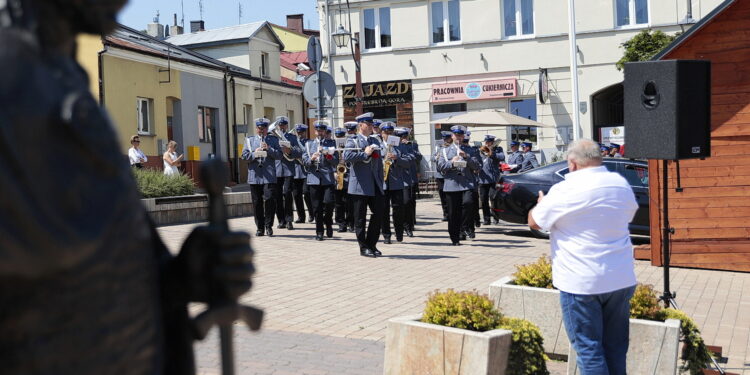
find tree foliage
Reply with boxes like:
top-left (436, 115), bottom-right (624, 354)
top-left (616, 29), bottom-right (680, 70)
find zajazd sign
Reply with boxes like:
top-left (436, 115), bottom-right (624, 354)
top-left (343, 80), bottom-right (412, 107)
top-left (431, 79), bottom-right (517, 103)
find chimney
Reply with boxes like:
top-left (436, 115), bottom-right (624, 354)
top-left (286, 14), bottom-right (304, 34)
top-left (170, 13), bottom-right (184, 35)
top-left (190, 20), bottom-right (205, 33)
top-left (146, 11), bottom-right (165, 39)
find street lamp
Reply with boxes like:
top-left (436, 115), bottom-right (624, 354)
top-left (332, 24), bottom-right (351, 48)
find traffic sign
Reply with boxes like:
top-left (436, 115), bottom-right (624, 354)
top-left (307, 37), bottom-right (324, 72)
top-left (308, 107), bottom-right (331, 118)
top-left (303, 72), bottom-right (336, 107)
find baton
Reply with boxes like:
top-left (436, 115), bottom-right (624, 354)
top-left (197, 158), bottom-right (264, 375)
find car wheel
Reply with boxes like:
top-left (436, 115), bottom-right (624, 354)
top-left (530, 227), bottom-right (550, 239)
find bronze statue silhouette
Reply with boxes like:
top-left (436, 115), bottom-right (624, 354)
top-left (0, 1), bottom-right (260, 374)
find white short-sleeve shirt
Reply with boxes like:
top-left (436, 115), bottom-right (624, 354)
top-left (531, 165), bottom-right (638, 295)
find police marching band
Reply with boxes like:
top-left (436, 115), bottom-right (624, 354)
top-left (241, 112), bottom-right (539, 255)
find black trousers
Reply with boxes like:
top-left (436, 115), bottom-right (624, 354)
top-left (351, 192), bottom-right (385, 249)
top-left (472, 188), bottom-right (481, 226)
top-left (334, 184), bottom-right (352, 227)
top-left (479, 183), bottom-right (495, 223)
top-left (291, 178), bottom-right (305, 221)
top-left (445, 190), bottom-right (473, 243)
top-left (403, 185), bottom-right (415, 230)
top-left (275, 176), bottom-right (294, 224)
top-left (302, 180), bottom-right (314, 220)
top-left (250, 183), bottom-right (278, 229)
top-left (409, 183), bottom-right (418, 229)
top-left (436, 178), bottom-right (448, 219)
top-left (309, 184), bottom-right (334, 233)
top-left (382, 188), bottom-right (405, 239)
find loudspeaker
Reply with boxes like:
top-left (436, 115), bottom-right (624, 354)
top-left (624, 60), bottom-right (711, 160)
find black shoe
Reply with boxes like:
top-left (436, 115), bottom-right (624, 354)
top-left (459, 232), bottom-right (467, 241)
top-left (348, 226), bottom-right (356, 233)
top-left (287, 222), bottom-right (294, 230)
top-left (483, 220), bottom-right (491, 226)
top-left (326, 227), bottom-right (333, 238)
top-left (396, 236), bottom-right (403, 242)
top-left (475, 221), bottom-right (481, 228)
top-left (372, 247), bottom-right (382, 257)
top-left (295, 218), bottom-right (305, 224)
top-left (308, 217), bottom-right (315, 223)
top-left (405, 229), bottom-right (414, 238)
top-left (337, 225), bottom-right (347, 233)
top-left (256, 229), bottom-right (264, 237)
top-left (266, 226), bottom-right (273, 237)
top-left (493, 219), bottom-right (499, 225)
top-left (384, 237), bottom-right (392, 244)
top-left (360, 248), bottom-right (376, 257)
top-left (316, 233), bottom-right (324, 241)
top-left (277, 222), bottom-right (285, 229)
top-left (452, 241), bottom-right (461, 246)
top-left (468, 231), bottom-right (476, 240)
top-left (442, 217), bottom-right (449, 222)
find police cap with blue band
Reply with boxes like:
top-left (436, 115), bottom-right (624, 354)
top-left (344, 121), bottom-right (358, 130)
top-left (372, 119), bottom-right (383, 128)
top-left (510, 141), bottom-right (520, 146)
top-left (334, 127), bottom-right (346, 137)
top-left (294, 123), bottom-right (308, 132)
top-left (484, 135), bottom-right (496, 142)
top-left (380, 121), bottom-right (395, 131)
top-left (522, 142), bottom-right (533, 148)
top-left (355, 112), bottom-right (374, 124)
top-left (441, 131), bottom-right (453, 138)
top-left (450, 125), bottom-right (467, 134)
top-left (255, 117), bottom-right (270, 127)
top-left (275, 116), bottom-right (289, 125)
top-left (394, 127), bottom-right (409, 137)
top-left (313, 121), bottom-right (329, 130)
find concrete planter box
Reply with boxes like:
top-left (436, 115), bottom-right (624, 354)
top-left (384, 315), bottom-right (512, 375)
top-left (142, 192), bottom-right (252, 226)
top-left (489, 277), bottom-right (681, 374)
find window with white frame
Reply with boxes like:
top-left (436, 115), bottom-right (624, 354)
top-left (430, 0), bottom-right (461, 44)
top-left (363, 7), bottom-right (391, 49)
top-left (198, 106), bottom-right (216, 143)
top-left (137, 97), bottom-right (153, 134)
top-left (503, 0), bottom-right (534, 37)
top-left (260, 52), bottom-right (269, 78)
top-left (615, 0), bottom-right (648, 27)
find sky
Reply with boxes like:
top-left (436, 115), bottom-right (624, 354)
top-left (118, 0), bottom-right (320, 32)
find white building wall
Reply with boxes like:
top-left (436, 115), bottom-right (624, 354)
top-left (318, 0), bottom-right (724, 167)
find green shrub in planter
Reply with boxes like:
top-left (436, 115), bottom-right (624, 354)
top-left (629, 283), bottom-right (665, 321)
top-left (422, 289), bottom-right (549, 375)
top-left (133, 168), bottom-right (195, 198)
top-left (498, 317), bottom-right (550, 375)
top-left (513, 255), bottom-right (553, 289)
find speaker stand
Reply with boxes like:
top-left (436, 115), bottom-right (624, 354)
top-left (660, 159), bottom-right (725, 374)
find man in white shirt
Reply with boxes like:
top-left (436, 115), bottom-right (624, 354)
top-left (528, 139), bottom-right (638, 375)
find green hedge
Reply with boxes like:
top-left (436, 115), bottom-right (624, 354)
top-left (133, 168), bottom-right (195, 198)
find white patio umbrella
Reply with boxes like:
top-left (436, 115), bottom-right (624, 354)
top-left (429, 109), bottom-right (550, 128)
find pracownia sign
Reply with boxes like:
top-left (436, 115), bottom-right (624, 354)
top-left (343, 79), bottom-right (412, 107)
top-left (431, 79), bottom-right (518, 103)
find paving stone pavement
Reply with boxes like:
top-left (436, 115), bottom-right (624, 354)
top-left (158, 199), bottom-right (750, 375)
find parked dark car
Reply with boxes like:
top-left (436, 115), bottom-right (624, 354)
top-left (492, 158), bottom-right (650, 238)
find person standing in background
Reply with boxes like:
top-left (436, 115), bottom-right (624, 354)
top-left (403, 128), bottom-right (421, 237)
top-left (272, 116), bottom-right (302, 230)
top-left (292, 123), bottom-right (309, 224)
top-left (128, 135), bottom-right (147, 169)
top-left (519, 142), bottom-right (540, 173)
top-left (478, 135), bottom-right (504, 225)
top-left (437, 125), bottom-right (479, 246)
top-left (303, 121), bottom-right (339, 241)
top-left (162, 140), bottom-right (183, 176)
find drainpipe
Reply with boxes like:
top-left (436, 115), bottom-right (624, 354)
top-left (97, 40), bottom-right (108, 106)
top-left (223, 68), bottom-right (231, 166)
top-left (231, 75), bottom-right (239, 183)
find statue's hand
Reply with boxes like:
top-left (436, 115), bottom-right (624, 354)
top-left (175, 226), bottom-right (254, 304)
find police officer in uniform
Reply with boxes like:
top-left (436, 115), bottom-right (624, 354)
top-left (437, 125), bottom-right (480, 245)
top-left (292, 123), bottom-right (309, 223)
top-left (478, 135), bottom-right (504, 225)
top-left (344, 112), bottom-right (386, 257)
top-left (463, 132), bottom-right (481, 236)
top-left (303, 121), bottom-right (339, 240)
top-left (379, 123), bottom-right (411, 244)
top-left (433, 131), bottom-right (453, 221)
top-left (519, 142), bottom-right (540, 172)
top-left (340, 121), bottom-right (359, 232)
top-left (333, 127), bottom-right (352, 232)
top-left (506, 141), bottom-right (523, 173)
top-left (372, 119), bottom-right (383, 138)
top-left (272, 116), bottom-right (303, 230)
top-left (403, 128), bottom-right (421, 237)
top-left (609, 143), bottom-right (623, 157)
top-left (242, 118), bottom-right (281, 236)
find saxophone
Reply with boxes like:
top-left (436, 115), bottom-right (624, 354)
top-left (336, 151), bottom-right (347, 190)
top-left (383, 140), bottom-right (394, 182)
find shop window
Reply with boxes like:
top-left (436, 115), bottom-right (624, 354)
top-left (503, 0), bottom-right (534, 38)
top-left (198, 106), bottom-right (216, 143)
top-left (363, 7), bottom-right (391, 50)
top-left (510, 98), bottom-right (537, 143)
top-left (137, 97), bottom-right (154, 135)
top-left (431, 0), bottom-right (461, 44)
top-left (367, 105), bottom-right (397, 122)
top-left (615, 0), bottom-right (648, 27)
top-left (433, 103), bottom-right (467, 113)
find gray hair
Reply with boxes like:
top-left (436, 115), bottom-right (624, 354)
top-left (567, 139), bottom-right (603, 167)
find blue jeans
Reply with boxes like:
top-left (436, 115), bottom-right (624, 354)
top-left (560, 285), bottom-right (636, 375)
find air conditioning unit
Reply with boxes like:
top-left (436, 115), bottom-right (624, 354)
top-left (555, 127), bottom-right (570, 145)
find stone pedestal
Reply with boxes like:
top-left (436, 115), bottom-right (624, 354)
top-left (384, 315), bottom-right (512, 375)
